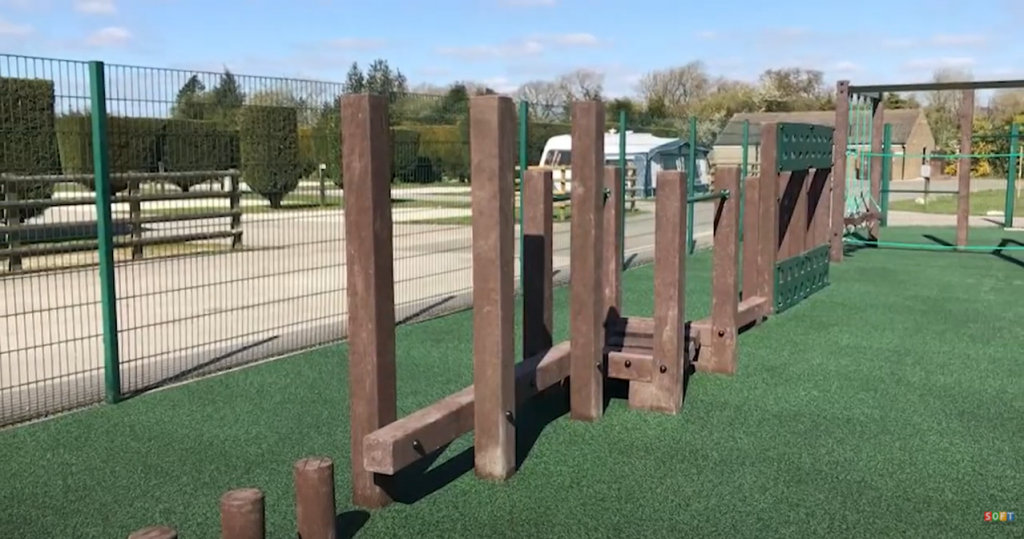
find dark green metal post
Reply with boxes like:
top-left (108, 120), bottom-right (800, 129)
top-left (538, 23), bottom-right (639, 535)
top-left (1006, 123), bottom-right (1018, 228)
top-left (89, 61), bottom-right (122, 404)
top-left (686, 116), bottom-right (697, 254)
top-left (879, 123), bottom-right (892, 227)
top-left (518, 101), bottom-right (529, 293)
top-left (618, 110), bottom-right (627, 270)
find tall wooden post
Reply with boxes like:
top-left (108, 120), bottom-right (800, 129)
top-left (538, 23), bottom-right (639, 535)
top-left (603, 166), bottom-right (623, 324)
top-left (342, 94), bottom-right (398, 509)
top-left (831, 81), bottom-right (850, 262)
top-left (469, 95), bottom-right (517, 480)
top-left (869, 97), bottom-right (885, 240)
top-left (569, 100), bottom-right (606, 422)
top-left (522, 168), bottom-right (554, 359)
top-left (707, 167), bottom-right (741, 375)
top-left (757, 123), bottom-right (780, 315)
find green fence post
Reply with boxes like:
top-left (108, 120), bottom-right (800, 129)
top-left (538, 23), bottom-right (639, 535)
top-left (518, 101), bottom-right (529, 293)
top-left (687, 116), bottom-right (697, 254)
top-left (89, 60), bottom-right (122, 404)
top-left (618, 110), bottom-right (627, 270)
top-left (1005, 123), bottom-right (1018, 228)
top-left (879, 123), bottom-right (892, 227)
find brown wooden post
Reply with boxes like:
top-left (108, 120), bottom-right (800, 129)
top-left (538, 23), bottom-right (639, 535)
top-left (220, 488), bottom-right (265, 539)
top-left (603, 166), bottom-right (623, 323)
top-left (341, 94), bottom-right (398, 509)
top-left (869, 97), bottom-right (885, 240)
top-left (569, 101), bottom-right (605, 422)
top-left (294, 457), bottom-right (336, 539)
top-left (758, 123), bottom-right (780, 315)
top-left (707, 167), bottom-right (741, 375)
top-left (831, 81), bottom-right (850, 262)
top-left (629, 170), bottom-right (686, 413)
top-left (128, 527), bottom-right (177, 539)
top-left (469, 95), bottom-right (517, 480)
top-left (957, 90), bottom-right (975, 248)
top-left (522, 168), bottom-right (553, 359)
top-left (741, 175), bottom-right (761, 300)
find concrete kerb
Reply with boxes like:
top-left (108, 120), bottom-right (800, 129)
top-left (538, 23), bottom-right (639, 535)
top-left (0, 232), bottom-right (712, 429)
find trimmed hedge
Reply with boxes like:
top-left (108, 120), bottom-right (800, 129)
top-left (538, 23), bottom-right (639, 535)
top-left (409, 125), bottom-right (467, 182)
top-left (391, 127), bottom-right (423, 183)
top-left (0, 77), bottom-right (59, 221)
top-left (55, 116), bottom-right (239, 192)
top-left (238, 105), bottom-right (301, 207)
top-left (161, 119), bottom-right (239, 191)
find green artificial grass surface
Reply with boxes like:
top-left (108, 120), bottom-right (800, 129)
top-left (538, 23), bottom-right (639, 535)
top-left (2, 226), bottom-right (1023, 538)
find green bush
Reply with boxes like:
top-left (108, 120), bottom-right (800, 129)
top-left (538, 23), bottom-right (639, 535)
top-left (391, 127), bottom-right (422, 183)
top-left (0, 77), bottom-right (59, 222)
top-left (55, 115), bottom-right (165, 192)
top-left (161, 119), bottom-right (239, 191)
top-left (238, 105), bottom-right (301, 207)
top-left (407, 124), bottom-right (467, 182)
top-left (311, 112), bottom-right (341, 188)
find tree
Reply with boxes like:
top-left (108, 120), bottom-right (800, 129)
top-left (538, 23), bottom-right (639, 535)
top-left (208, 69), bottom-right (245, 125)
top-left (343, 62), bottom-right (365, 94)
top-left (173, 74), bottom-right (208, 120)
top-left (884, 92), bottom-right (921, 109)
top-left (513, 80), bottom-right (566, 120)
top-left (556, 68), bottom-right (604, 101)
top-left (636, 62), bottom-right (713, 116)
top-left (363, 59), bottom-right (408, 103)
top-left (755, 67), bottom-right (829, 112)
top-left (925, 67), bottom-right (974, 152)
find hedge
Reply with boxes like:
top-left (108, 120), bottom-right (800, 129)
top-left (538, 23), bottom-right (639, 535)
top-left (407, 125), bottom-right (466, 182)
top-left (0, 77), bottom-right (59, 221)
top-left (161, 119), bottom-right (239, 190)
top-left (238, 105), bottom-right (301, 207)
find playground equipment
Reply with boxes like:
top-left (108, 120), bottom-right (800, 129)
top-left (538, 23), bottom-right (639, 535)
top-left (122, 97), bottom-right (837, 536)
top-left (834, 79), bottom-right (1024, 256)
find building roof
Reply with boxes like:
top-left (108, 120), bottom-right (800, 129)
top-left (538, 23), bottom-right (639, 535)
top-left (713, 109), bottom-right (925, 146)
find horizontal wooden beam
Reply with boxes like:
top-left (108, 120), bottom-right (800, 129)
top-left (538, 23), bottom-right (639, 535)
top-left (736, 296), bottom-right (769, 328)
top-left (363, 341), bottom-right (571, 475)
top-left (606, 351), bottom-right (653, 382)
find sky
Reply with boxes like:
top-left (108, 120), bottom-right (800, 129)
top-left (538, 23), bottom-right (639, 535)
top-left (0, 0), bottom-right (1022, 103)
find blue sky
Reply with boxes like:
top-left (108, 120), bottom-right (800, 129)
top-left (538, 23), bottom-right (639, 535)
top-left (1, 0), bottom-right (1021, 99)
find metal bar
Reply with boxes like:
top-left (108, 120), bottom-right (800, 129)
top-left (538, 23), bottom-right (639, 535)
top-left (1, 230), bottom-right (243, 259)
top-left (1006, 123), bottom-right (1019, 228)
top-left (89, 61), bottom-right (122, 405)
top-left (849, 79), bottom-right (1024, 93)
top-left (882, 189), bottom-right (959, 194)
top-left (618, 109), bottom-right (627, 271)
top-left (687, 190), bottom-right (730, 204)
top-left (880, 123), bottom-right (893, 227)
top-left (686, 116), bottom-right (697, 254)
top-left (0, 169), bottom-right (240, 184)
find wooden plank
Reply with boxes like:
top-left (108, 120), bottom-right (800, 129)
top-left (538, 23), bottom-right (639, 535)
top-left (736, 296), bottom-right (768, 328)
top-left (569, 101), bottom-right (606, 421)
top-left (706, 167), bottom-right (741, 375)
top-left (629, 170), bottom-right (687, 413)
top-left (832, 81), bottom-right (850, 262)
top-left (469, 95), bottom-right (517, 481)
top-left (758, 123), bottom-right (780, 316)
top-left (741, 175), bottom-right (761, 301)
top-left (606, 351), bottom-right (654, 382)
top-left (341, 94), bottom-right (398, 509)
top-left (807, 167), bottom-right (831, 249)
top-left (363, 342), bottom-right (572, 475)
top-left (869, 98), bottom-right (885, 241)
top-left (522, 168), bottom-right (554, 359)
top-left (957, 90), bottom-right (974, 248)
top-left (603, 166), bottom-right (623, 324)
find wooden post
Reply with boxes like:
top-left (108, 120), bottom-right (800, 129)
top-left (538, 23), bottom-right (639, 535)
top-left (220, 488), bottom-right (265, 539)
top-left (603, 166), bottom-right (623, 323)
top-left (758, 123), bottom-right (780, 315)
top-left (831, 81), bottom-right (850, 262)
top-left (128, 527), bottom-right (177, 539)
top-left (869, 97), bottom-right (885, 241)
top-left (741, 176), bottom-right (761, 300)
top-left (522, 168), bottom-right (553, 359)
top-left (957, 90), bottom-right (975, 248)
top-left (629, 170), bottom-right (686, 413)
top-left (129, 177), bottom-right (143, 259)
top-left (569, 101), bottom-right (605, 422)
top-left (294, 457), bottom-right (336, 539)
top-left (707, 167), bottom-right (741, 375)
top-left (341, 94), bottom-right (398, 509)
top-left (469, 95), bottom-right (517, 480)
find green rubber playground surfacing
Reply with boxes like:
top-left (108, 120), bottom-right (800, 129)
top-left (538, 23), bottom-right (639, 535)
top-left (1, 225), bottom-right (1022, 539)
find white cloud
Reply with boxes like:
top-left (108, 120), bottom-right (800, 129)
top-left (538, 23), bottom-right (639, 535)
top-left (930, 33), bottom-right (987, 46)
top-left (74, 0), bottom-right (116, 15)
top-left (881, 38), bottom-right (916, 49)
top-left (832, 61), bottom-right (863, 74)
top-left (437, 33), bottom-right (601, 61)
top-left (0, 17), bottom-right (33, 36)
top-left (902, 57), bottom-right (975, 71)
top-left (325, 37), bottom-right (387, 51)
top-left (85, 26), bottom-right (131, 47)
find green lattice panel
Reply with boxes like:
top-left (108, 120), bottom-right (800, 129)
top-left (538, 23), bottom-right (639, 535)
top-left (776, 123), bottom-right (834, 172)
top-left (773, 244), bottom-right (830, 314)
